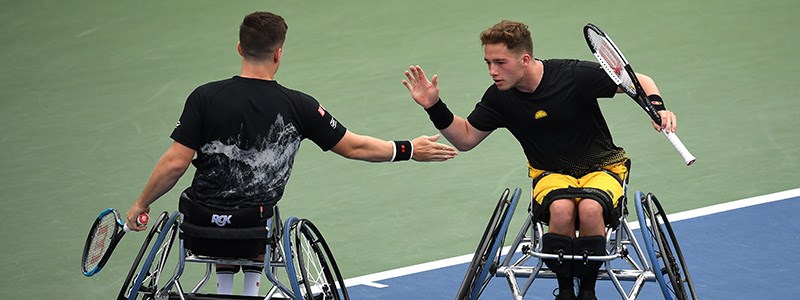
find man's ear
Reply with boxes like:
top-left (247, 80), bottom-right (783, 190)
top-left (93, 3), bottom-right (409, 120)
top-left (273, 47), bottom-right (282, 63)
top-left (237, 42), bottom-right (244, 57)
top-left (521, 53), bottom-right (532, 66)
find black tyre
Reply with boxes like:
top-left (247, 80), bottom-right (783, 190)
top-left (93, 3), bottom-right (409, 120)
top-left (640, 193), bottom-right (698, 300)
top-left (455, 188), bottom-right (521, 300)
top-left (285, 217), bottom-right (349, 300)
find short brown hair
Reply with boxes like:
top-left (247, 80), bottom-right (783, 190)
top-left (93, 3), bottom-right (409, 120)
top-left (239, 12), bottom-right (288, 61)
top-left (479, 20), bottom-right (533, 55)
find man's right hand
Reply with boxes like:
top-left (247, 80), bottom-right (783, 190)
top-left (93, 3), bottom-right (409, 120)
top-left (126, 203), bottom-right (150, 231)
top-left (403, 65), bottom-right (440, 109)
top-left (411, 134), bottom-right (458, 162)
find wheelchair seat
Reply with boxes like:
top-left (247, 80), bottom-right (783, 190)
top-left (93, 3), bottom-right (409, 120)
top-left (180, 219), bottom-right (270, 258)
top-left (178, 194), bottom-right (273, 258)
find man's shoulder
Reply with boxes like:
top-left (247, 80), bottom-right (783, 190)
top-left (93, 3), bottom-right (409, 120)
top-left (541, 59), bottom-right (605, 81)
top-left (190, 77), bottom-right (238, 96)
top-left (541, 58), bottom-right (598, 69)
top-left (191, 77), bottom-right (312, 99)
top-left (201, 76), bottom-right (237, 87)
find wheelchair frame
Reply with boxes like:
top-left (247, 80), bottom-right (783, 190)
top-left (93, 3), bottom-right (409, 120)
top-left (457, 185), bottom-right (698, 300)
top-left (118, 206), bottom-right (349, 300)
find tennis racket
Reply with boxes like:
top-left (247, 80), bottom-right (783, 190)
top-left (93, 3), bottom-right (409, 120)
top-left (81, 208), bottom-right (149, 277)
top-left (584, 23), bottom-right (696, 166)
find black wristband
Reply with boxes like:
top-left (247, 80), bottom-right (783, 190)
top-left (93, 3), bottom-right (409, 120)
top-left (648, 94), bottom-right (666, 111)
top-left (425, 99), bottom-right (454, 130)
top-left (391, 140), bottom-right (413, 162)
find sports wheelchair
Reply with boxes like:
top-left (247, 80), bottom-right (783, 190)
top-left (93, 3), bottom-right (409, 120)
top-left (118, 206), bottom-right (349, 300)
top-left (456, 170), bottom-right (698, 299)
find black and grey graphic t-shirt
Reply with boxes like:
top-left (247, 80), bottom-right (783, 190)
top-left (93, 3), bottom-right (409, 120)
top-left (171, 76), bottom-right (346, 211)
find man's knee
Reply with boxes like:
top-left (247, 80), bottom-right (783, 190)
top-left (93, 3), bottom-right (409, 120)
top-left (548, 199), bottom-right (576, 229)
top-left (578, 200), bottom-right (605, 230)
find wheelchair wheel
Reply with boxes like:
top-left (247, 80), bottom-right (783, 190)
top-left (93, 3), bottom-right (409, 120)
top-left (123, 211), bottom-right (181, 300)
top-left (118, 211), bottom-right (168, 300)
top-left (455, 188), bottom-right (521, 300)
top-left (284, 217), bottom-right (349, 300)
top-left (635, 191), bottom-right (698, 300)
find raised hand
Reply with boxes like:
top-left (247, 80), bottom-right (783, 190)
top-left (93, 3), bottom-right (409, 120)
top-left (403, 65), bottom-right (440, 109)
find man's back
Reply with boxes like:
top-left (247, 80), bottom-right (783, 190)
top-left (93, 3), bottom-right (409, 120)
top-left (172, 76), bottom-right (346, 210)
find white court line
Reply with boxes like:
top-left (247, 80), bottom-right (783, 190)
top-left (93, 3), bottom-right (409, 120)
top-left (344, 187), bottom-right (800, 288)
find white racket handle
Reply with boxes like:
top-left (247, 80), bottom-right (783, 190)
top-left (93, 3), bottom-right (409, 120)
top-left (663, 131), bottom-right (696, 166)
top-left (123, 213), bottom-right (149, 232)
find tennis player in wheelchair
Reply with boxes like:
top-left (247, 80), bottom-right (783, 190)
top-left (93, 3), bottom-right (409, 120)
top-left (123, 11), bottom-right (457, 297)
top-left (402, 19), bottom-right (676, 300)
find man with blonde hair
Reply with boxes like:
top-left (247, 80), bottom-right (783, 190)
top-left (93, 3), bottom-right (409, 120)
top-left (403, 20), bottom-right (677, 300)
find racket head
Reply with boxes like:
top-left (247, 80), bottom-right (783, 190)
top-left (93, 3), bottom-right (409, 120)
top-left (583, 23), bottom-right (662, 123)
top-left (584, 23), bottom-right (636, 96)
top-left (81, 208), bottom-right (123, 276)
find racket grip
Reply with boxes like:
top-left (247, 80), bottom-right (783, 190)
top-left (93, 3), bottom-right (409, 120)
top-left (123, 213), bottom-right (149, 232)
top-left (663, 131), bottom-right (696, 166)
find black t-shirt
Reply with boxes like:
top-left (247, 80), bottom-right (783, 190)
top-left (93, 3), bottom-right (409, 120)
top-left (467, 59), bottom-right (626, 177)
top-left (171, 76), bottom-right (347, 210)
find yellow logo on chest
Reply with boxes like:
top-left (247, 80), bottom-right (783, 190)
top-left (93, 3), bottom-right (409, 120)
top-left (534, 110), bottom-right (548, 120)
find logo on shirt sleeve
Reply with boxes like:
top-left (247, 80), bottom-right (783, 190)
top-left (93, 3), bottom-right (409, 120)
top-left (317, 105), bottom-right (326, 117)
top-left (329, 118), bottom-right (338, 129)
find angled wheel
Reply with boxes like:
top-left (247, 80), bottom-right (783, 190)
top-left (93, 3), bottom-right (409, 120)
top-left (635, 191), bottom-right (698, 300)
top-left (284, 217), bottom-right (349, 300)
top-left (456, 187), bottom-right (521, 300)
top-left (123, 211), bottom-right (181, 300)
top-left (118, 211), bottom-right (168, 300)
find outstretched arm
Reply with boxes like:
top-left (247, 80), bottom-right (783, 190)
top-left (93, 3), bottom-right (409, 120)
top-left (125, 141), bottom-right (194, 231)
top-left (403, 65), bottom-right (491, 151)
top-left (330, 131), bottom-right (458, 162)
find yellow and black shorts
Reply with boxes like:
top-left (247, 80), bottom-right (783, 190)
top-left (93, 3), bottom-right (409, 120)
top-left (528, 160), bottom-right (629, 226)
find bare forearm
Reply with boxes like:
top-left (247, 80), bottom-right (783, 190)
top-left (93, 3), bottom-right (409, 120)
top-left (133, 142), bottom-right (194, 208)
top-left (636, 73), bottom-right (660, 96)
top-left (435, 116), bottom-right (491, 152)
top-left (334, 133), bottom-right (394, 162)
top-left (135, 154), bottom-right (190, 207)
top-left (331, 131), bottom-right (457, 162)
top-left (136, 158), bottom-right (186, 206)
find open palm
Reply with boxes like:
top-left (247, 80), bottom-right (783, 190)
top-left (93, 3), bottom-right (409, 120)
top-left (403, 65), bottom-right (440, 109)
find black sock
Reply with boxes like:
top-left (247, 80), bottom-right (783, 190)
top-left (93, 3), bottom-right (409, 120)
top-left (578, 282), bottom-right (596, 300)
top-left (557, 277), bottom-right (575, 296)
top-left (573, 236), bottom-right (604, 299)
top-left (579, 274), bottom-right (597, 293)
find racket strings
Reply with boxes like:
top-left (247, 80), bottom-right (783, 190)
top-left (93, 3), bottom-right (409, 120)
top-left (85, 214), bottom-right (117, 269)
top-left (586, 30), bottom-right (636, 96)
